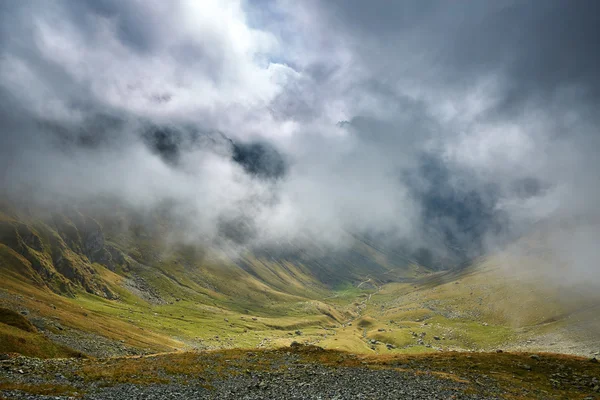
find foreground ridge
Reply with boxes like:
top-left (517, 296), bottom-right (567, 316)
top-left (1, 345), bottom-right (599, 399)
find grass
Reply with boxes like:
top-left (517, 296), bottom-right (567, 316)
top-left (350, 254), bottom-right (600, 356)
top-left (0, 252), bottom-right (346, 356)
top-left (0, 308), bottom-right (37, 332)
top-left (2, 210), bottom-right (600, 398)
top-left (1, 207), bottom-right (411, 358)
top-left (0, 382), bottom-right (80, 397)
top-left (64, 257), bottom-right (594, 354)
top-left (2, 207), bottom-right (600, 365)
top-left (1, 247), bottom-right (597, 359)
top-left (0, 323), bottom-right (82, 358)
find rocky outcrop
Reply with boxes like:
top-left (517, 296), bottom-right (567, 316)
top-left (15, 223), bottom-right (43, 252)
top-left (0, 211), bottom-right (119, 299)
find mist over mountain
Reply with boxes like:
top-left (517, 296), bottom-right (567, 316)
top-left (3, 6), bottom-right (600, 395)
top-left (0, 0), bottom-right (599, 281)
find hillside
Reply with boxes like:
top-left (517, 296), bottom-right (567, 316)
top-left (0, 205), bottom-right (424, 358)
top-left (1, 1), bottom-right (600, 398)
top-left (1, 207), bottom-right (600, 399)
top-left (1, 204), bottom-right (599, 362)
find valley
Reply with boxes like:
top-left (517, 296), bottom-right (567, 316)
top-left (2, 0), bottom-right (600, 397)
top-left (1, 207), bottom-right (599, 399)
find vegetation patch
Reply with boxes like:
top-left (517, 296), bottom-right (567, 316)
top-left (0, 308), bottom-right (37, 333)
top-left (0, 382), bottom-right (80, 397)
top-left (0, 323), bottom-right (82, 358)
top-left (356, 316), bottom-right (376, 328)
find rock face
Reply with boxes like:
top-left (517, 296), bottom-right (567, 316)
top-left (16, 223), bottom-right (43, 251)
top-left (52, 212), bottom-right (115, 269)
top-left (0, 210), bottom-right (122, 298)
top-left (81, 218), bottom-right (106, 259)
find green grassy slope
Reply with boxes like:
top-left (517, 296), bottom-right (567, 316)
top-left (0, 205), bottom-right (420, 357)
top-left (1, 204), bottom-right (598, 359)
top-left (349, 249), bottom-right (600, 356)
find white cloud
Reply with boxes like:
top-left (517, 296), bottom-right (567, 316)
top-left (0, 0), bottom-right (599, 279)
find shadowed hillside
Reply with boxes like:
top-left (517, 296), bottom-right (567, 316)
top-left (1, 202), bottom-right (599, 361)
top-left (0, 203), bottom-right (427, 358)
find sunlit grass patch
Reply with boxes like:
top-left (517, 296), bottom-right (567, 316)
top-left (0, 382), bottom-right (80, 397)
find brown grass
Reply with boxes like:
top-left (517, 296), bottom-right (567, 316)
top-left (0, 382), bottom-right (79, 397)
top-left (0, 308), bottom-right (37, 332)
top-left (363, 351), bottom-right (600, 399)
top-left (0, 323), bottom-right (82, 358)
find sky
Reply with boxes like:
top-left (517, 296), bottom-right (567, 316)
top-left (0, 0), bottom-right (599, 277)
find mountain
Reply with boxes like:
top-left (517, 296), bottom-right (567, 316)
top-left (0, 202), bottom-right (427, 358)
top-left (2, 201), bottom-right (599, 361)
top-left (2, 204), bottom-right (600, 400)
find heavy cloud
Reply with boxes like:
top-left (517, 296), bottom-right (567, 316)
top-left (0, 0), bottom-right (599, 279)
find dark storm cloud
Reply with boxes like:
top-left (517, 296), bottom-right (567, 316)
top-left (232, 141), bottom-right (288, 180)
top-left (447, 1), bottom-right (600, 107)
top-left (405, 154), bottom-right (509, 261)
top-left (73, 0), bottom-right (160, 53)
top-left (141, 123), bottom-right (289, 180)
top-left (315, 0), bottom-right (600, 107)
top-left (293, 1), bottom-right (600, 215)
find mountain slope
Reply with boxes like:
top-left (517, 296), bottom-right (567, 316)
top-left (1, 204), bottom-right (599, 359)
top-left (351, 229), bottom-right (600, 357)
top-left (0, 205), bottom-right (425, 357)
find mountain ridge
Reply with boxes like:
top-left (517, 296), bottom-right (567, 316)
top-left (1, 203), bottom-right (599, 363)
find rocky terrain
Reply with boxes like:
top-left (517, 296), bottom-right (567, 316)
top-left (2, 345), bottom-right (599, 399)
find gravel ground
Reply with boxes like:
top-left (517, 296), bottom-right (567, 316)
top-left (2, 347), bottom-right (599, 399)
top-left (0, 351), bottom-right (504, 400)
top-left (79, 369), bottom-right (487, 399)
top-left (1, 365), bottom-right (496, 399)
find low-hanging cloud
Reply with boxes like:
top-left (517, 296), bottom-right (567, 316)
top-left (0, 0), bottom-right (599, 282)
